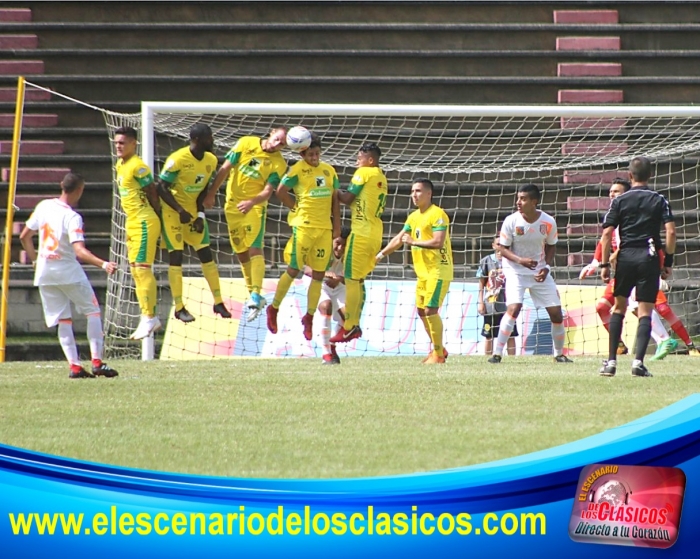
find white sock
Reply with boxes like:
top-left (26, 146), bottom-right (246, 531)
top-left (87, 313), bottom-right (104, 362)
top-left (320, 314), bottom-right (331, 354)
top-left (650, 311), bottom-right (669, 344)
top-left (493, 314), bottom-right (517, 356)
top-left (552, 322), bottom-right (566, 356)
top-left (57, 320), bottom-right (80, 366)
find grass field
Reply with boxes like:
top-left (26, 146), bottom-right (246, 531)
top-left (1, 355), bottom-right (698, 479)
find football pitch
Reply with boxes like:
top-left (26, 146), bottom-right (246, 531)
top-left (1, 355), bottom-right (698, 479)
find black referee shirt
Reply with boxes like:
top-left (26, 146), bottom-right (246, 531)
top-left (602, 186), bottom-right (674, 249)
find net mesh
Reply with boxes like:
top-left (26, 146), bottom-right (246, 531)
top-left (97, 106), bottom-right (700, 359)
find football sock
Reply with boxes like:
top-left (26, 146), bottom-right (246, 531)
top-left (250, 254), bottom-right (265, 296)
top-left (425, 314), bottom-right (444, 354)
top-left (344, 278), bottom-right (362, 329)
top-left (132, 264), bottom-right (157, 317)
top-left (241, 259), bottom-right (253, 294)
top-left (650, 310), bottom-right (670, 343)
top-left (596, 299), bottom-right (612, 331)
top-left (320, 313), bottom-right (332, 354)
top-left (87, 313), bottom-right (104, 362)
top-left (656, 302), bottom-right (693, 345)
top-left (272, 271), bottom-right (295, 309)
top-left (635, 315), bottom-right (653, 361)
top-left (57, 319), bottom-right (80, 367)
top-left (307, 279), bottom-right (323, 315)
top-left (552, 322), bottom-right (566, 356)
top-left (608, 312), bottom-right (624, 362)
top-left (420, 315), bottom-right (430, 337)
top-left (168, 265), bottom-right (184, 311)
top-left (493, 313), bottom-right (516, 356)
top-left (201, 261), bottom-right (223, 305)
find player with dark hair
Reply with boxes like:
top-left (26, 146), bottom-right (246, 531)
top-left (266, 133), bottom-right (341, 341)
top-left (331, 142), bottom-right (388, 344)
top-left (113, 126), bottom-right (162, 340)
top-left (19, 173), bottom-right (119, 378)
top-left (599, 156), bottom-right (676, 377)
top-left (157, 124), bottom-right (231, 323)
top-left (489, 183), bottom-right (572, 364)
top-left (204, 127), bottom-right (288, 322)
top-left (377, 178), bottom-right (453, 364)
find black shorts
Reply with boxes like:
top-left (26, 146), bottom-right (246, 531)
top-left (613, 247), bottom-right (661, 303)
top-left (481, 313), bottom-right (519, 340)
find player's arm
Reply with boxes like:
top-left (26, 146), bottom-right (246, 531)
top-left (477, 276), bottom-right (487, 316)
top-left (403, 229), bottom-right (446, 249)
top-left (156, 177), bottom-right (192, 224)
top-left (144, 183), bottom-right (161, 214)
top-left (18, 225), bottom-right (37, 263)
top-left (276, 173), bottom-right (297, 210)
top-left (72, 241), bottom-right (117, 274)
top-left (377, 227), bottom-right (409, 261)
top-left (337, 189), bottom-right (356, 206)
top-left (579, 241), bottom-right (602, 279)
top-left (203, 157), bottom-right (234, 209)
top-left (599, 225), bottom-right (615, 282)
top-left (331, 187), bottom-right (341, 240)
top-left (662, 221), bottom-right (677, 279)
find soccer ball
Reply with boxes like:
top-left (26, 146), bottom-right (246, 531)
top-left (286, 126), bottom-right (312, 152)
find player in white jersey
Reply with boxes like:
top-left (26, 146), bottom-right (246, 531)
top-left (302, 227), bottom-right (350, 364)
top-left (488, 183), bottom-right (572, 364)
top-left (19, 173), bottom-right (119, 379)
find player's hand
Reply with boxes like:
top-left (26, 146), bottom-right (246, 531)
top-left (534, 267), bottom-right (549, 282)
top-left (202, 195), bottom-right (215, 210)
top-left (601, 267), bottom-right (611, 283)
top-left (519, 257), bottom-right (537, 269)
top-left (178, 209), bottom-right (193, 224)
top-left (325, 274), bottom-right (340, 289)
top-left (192, 217), bottom-right (205, 234)
top-left (661, 266), bottom-right (672, 280)
top-left (401, 233), bottom-right (413, 246)
top-left (237, 200), bottom-right (254, 214)
top-left (477, 302), bottom-right (486, 316)
top-left (102, 261), bottom-right (117, 275)
top-left (579, 263), bottom-right (597, 279)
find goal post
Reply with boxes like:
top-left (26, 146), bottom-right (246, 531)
top-left (95, 101), bottom-right (700, 360)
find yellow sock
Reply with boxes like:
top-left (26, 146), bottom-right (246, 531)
top-left (419, 315), bottom-right (430, 337)
top-left (272, 271), bottom-right (295, 309)
top-left (202, 261), bottom-right (223, 305)
top-left (250, 254), bottom-right (265, 295)
top-left (307, 279), bottom-right (322, 315)
top-left (168, 265), bottom-right (184, 311)
top-left (344, 278), bottom-right (362, 329)
top-left (132, 265), bottom-right (157, 316)
top-left (241, 259), bottom-right (253, 294)
top-left (426, 314), bottom-right (444, 354)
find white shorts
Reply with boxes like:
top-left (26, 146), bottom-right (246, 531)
top-left (504, 273), bottom-right (561, 309)
top-left (39, 282), bottom-right (101, 327)
top-left (303, 276), bottom-right (346, 324)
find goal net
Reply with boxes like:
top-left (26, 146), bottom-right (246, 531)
top-left (96, 102), bottom-right (700, 360)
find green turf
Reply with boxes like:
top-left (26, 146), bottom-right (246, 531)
top-left (1, 356), bottom-right (698, 479)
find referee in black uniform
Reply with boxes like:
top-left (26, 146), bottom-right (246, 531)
top-left (598, 156), bottom-right (676, 377)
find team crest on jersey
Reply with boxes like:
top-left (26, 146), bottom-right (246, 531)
top-left (315, 177), bottom-right (326, 187)
top-left (540, 224), bottom-right (548, 235)
top-left (515, 226), bottom-right (525, 236)
top-left (323, 170), bottom-right (330, 177)
top-left (206, 165), bottom-right (211, 173)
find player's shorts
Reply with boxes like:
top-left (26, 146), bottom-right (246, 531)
top-left (283, 226), bottom-right (332, 272)
top-left (39, 281), bottom-right (100, 328)
top-left (481, 313), bottom-right (520, 339)
top-left (416, 277), bottom-right (450, 310)
top-left (302, 275), bottom-right (346, 324)
top-left (161, 206), bottom-right (210, 252)
top-left (504, 272), bottom-right (561, 308)
top-left (613, 248), bottom-right (661, 303)
top-left (343, 232), bottom-right (382, 281)
top-left (225, 203), bottom-right (266, 254)
top-left (126, 214), bottom-right (160, 265)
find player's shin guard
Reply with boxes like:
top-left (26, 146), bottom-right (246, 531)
top-left (307, 279), bottom-right (322, 315)
top-left (250, 254), bottom-right (265, 295)
top-left (420, 315), bottom-right (430, 336)
top-left (57, 319), bottom-right (80, 366)
top-left (272, 271), bottom-right (295, 309)
top-left (635, 315), bottom-right (653, 361)
top-left (493, 314), bottom-right (516, 356)
top-left (320, 313), bottom-right (332, 354)
top-left (608, 312), bottom-right (624, 362)
top-left (132, 265), bottom-right (157, 316)
top-left (86, 313), bottom-right (104, 362)
top-left (650, 310), bottom-right (670, 344)
top-left (426, 314), bottom-right (444, 354)
top-left (168, 265), bottom-right (184, 310)
top-left (656, 303), bottom-right (693, 345)
top-left (201, 261), bottom-right (223, 305)
top-left (241, 260), bottom-right (253, 294)
top-left (552, 322), bottom-right (566, 356)
top-left (344, 278), bottom-right (362, 329)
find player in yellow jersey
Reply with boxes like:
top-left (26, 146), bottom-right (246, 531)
top-left (204, 128), bottom-right (288, 322)
top-left (377, 179), bottom-right (453, 364)
top-left (330, 142), bottom-right (388, 344)
top-left (114, 126), bottom-right (163, 340)
top-left (265, 134), bottom-right (341, 341)
top-left (157, 123), bottom-right (231, 323)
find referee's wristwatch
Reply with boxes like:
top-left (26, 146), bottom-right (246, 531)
top-left (598, 262), bottom-right (611, 269)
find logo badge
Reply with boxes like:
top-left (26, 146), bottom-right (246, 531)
top-left (540, 224), bottom-right (548, 235)
top-left (515, 226), bottom-right (525, 236)
top-left (569, 464), bottom-right (685, 549)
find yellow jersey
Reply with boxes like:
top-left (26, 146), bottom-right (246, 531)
top-left (224, 136), bottom-right (287, 206)
top-left (159, 146), bottom-right (217, 214)
top-left (403, 204), bottom-right (453, 280)
top-left (115, 155), bottom-right (157, 221)
top-left (347, 166), bottom-right (387, 239)
top-left (280, 159), bottom-right (339, 230)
